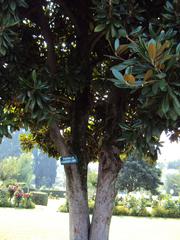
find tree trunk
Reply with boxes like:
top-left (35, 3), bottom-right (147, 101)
top-left (90, 150), bottom-right (122, 240)
top-left (65, 164), bottom-right (90, 240)
top-left (50, 123), bottom-right (90, 240)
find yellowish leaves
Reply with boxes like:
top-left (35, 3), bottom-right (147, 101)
top-left (144, 69), bottom-right (153, 81)
top-left (115, 44), bottom-right (128, 56)
top-left (124, 74), bottom-right (135, 84)
top-left (157, 41), bottom-right (170, 57)
top-left (147, 39), bottom-right (171, 69)
top-left (148, 43), bottom-right (156, 61)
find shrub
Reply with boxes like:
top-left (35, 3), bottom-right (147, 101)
top-left (30, 191), bottom-right (48, 206)
top-left (0, 188), bottom-right (11, 207)
top-left (58, 201), bottom-right (69, 213)
top-left (152, 206), bottom-right (169, 218)
top-left (113, 206), bottom-right (129, 216)
top-left (21, 194), bottom-right (35, 209)
top-left (88, 199), bottom-right (95, 214)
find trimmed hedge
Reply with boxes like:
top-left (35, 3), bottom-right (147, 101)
top-left (29, 189), bottom-right (66, 198)
top-left (30, 191), bottom-right (48, 206)
top-left (41, 190), bottom-right (66, 198)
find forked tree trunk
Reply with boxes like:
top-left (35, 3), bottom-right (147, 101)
top-left (65, 165), bottom-right (90, 240)
top-left (90, 150), bottom-right (122, 240)
top-left (50, 124), bottom-right (122, 240)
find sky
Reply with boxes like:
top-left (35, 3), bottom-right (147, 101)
top-left (158, 132), bottom-right (180, 162)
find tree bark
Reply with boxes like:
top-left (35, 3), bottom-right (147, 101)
top-left (90, 149), bottom-right (122, 240)
top-left (50, 123), bottom-right (90, 240)
top-left (65, 165), bottom-right (90, 240)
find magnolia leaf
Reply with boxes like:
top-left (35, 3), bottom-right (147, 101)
top-left (176, 43), bottom-right (180, 55)
top-left (124, 74), bottom-right (135, 85)
top-left (118, 29), bottom-right (127, 38)
top-left (148, 39), bottom-right (157, 61)
top-left (144, 69), bottom-right (153, 81)
top-left (130, 26), bottom-right (142, 36)
top-left (111, 68), bottom-right (125, 83)
top-left (32, 70), bottom-right (37, 81)
top-left (116, 44), bottom-right (128, 56)
top-left (94, 24), bottom-right (106, 32)
top-left (114, 39), bottom-right (120, 51)
top-left (162, 95), bottom-right (169, 114)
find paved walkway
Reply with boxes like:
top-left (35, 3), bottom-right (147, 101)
top-left (0, 199), bottom-right (180, 240)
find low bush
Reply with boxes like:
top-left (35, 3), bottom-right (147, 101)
top-left (30, 191), bottom-right (48, 206)
top-left (57, 194), bottom-right (180, 218)
top-left (152, 195), bottom-right (180, 218)
top-left (88, 199), bottom-right (95, 214)
top-left (0, 188), bottom-right (11, 207)
top-left (21, 194), bottom-right (35, 209)
top-left (113, 206), bottom-right (129, 216)
top-left (58, 200), bottom-right (69, 213)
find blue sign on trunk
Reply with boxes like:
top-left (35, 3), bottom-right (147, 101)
top-left (60, 155), bottom-right (78, 165)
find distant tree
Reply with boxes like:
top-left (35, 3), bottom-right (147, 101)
top-left (117, 156), bottom-right (162, 194)
top-left (0, 153), bottom-right (34, 185)
top-left (0, 131), bottom-right (22, 160)
top-left (167, 160), bottom-right (180, 169)
top-left (33, 149), bottom-right (57, 188)
top-left (165, 171), bottom-right (180, 196)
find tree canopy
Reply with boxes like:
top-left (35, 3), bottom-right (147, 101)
top-left (0, 153), bottom-right (33, 185)
top-left (0, 1), bottom-right (180, 239)
top-left (117, 156), bottom-right (162, 194)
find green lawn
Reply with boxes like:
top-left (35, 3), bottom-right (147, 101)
top-left (0, 200), bottom-right (179, 240)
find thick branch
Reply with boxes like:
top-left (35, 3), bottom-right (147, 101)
top-left (50, 122), bottom-right (69, 156)
top-left (27, 3), bottom-right (57, 73)
top-left (53, 0), bottom-right (80, 34)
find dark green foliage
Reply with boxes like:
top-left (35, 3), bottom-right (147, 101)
top-left (0, 1), bottom-right (180, 236)
top-left (117, 156), bottom-right (162, 194)
top-left (30, 191), bottom-right (48, 206)
top-left (0, 0), bottom-right (179, 163)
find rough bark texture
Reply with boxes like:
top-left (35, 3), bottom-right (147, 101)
top-left (65, 165), bottom-right (89, 240)
top-left (50, 123), bottom-right (90, 240)
top-left (90, 149), bottom-right (122, 240)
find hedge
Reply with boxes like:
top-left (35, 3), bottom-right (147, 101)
top-left (30, 191), bottom-right (48, 206)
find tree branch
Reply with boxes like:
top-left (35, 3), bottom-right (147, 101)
top-left (26, 3), bottom-right (57, 73)
top-left (50, 122), bottom-right (69, 156)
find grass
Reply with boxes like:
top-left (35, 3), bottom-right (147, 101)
top-left (0, 199), bottom-right (179, 240)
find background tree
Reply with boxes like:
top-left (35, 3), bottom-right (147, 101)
top-left (167, 160), bottom-right (180, 169)
top-left (0, 1), bottom-right (180, 240)
top-left (0, 153), bottom-right (34, 185)
top-left (33, 149), bottom-right (57, 188)
top-left (117, 156), bottom-right (162, 194)
top-left (165, 171), bottom-right (180, 195)
top-left (0, 131), bottom-right (22, 160)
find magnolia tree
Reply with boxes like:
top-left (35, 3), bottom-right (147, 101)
top-left (0, 0), bottom-right (180, 239)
